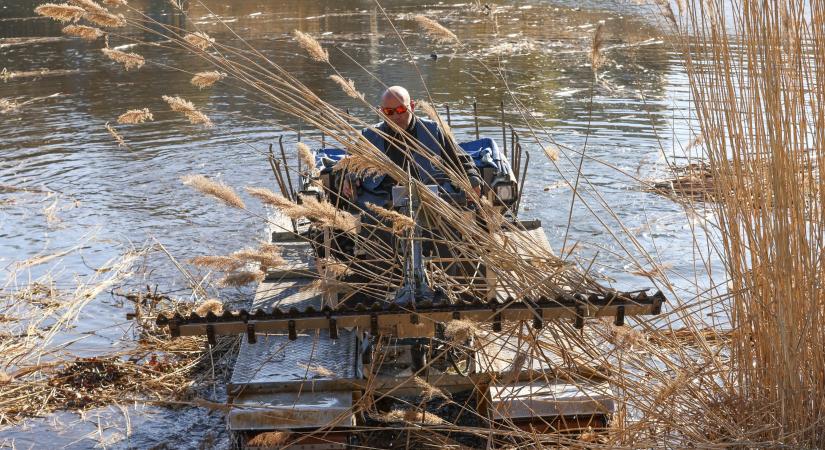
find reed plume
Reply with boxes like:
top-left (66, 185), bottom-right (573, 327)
top-left (245, 187), bottom-right (305, 216)
top-left (379, 409), bottom-right (445, 425)
top-left (366, 202), bottom-right (414, 235)
top-left (590, 21), bottom-right (605, 72)
top-left (319, 258), bottom-right (350, 277)
top-left (68, 0), bottom-right (106, 14)
top-left (299, 195), bottom-right (358, 232)
top-left (0, 99), bottom-right (18, 113)
top-left (181, 174), bottom-right (245, 209)
top-left (104, 121), bottom-right (127, 147)
top-left (84, 11), bottom-right (125, 27)
top-left (292, 30), bottom-right (329, 63)
top-left (417, 100), bottom-right (451, 134)
top-left (218, 270), bottom-right (264, 287)
top-left (34, 3), bottom-right (85, 23)
top-left (62, 24), bottom-right (104, 40)
top-left (188, 255), bottom-right (244, 271)
top-left (116, 108), bottom-right (153, 124)
top-left (297, 142), bottom-right (315, 173)
top-left (329, 74), bottom-right (364, 100)
top-left (102, 0), bottom-right (126, 6)
top-left (232, 248), bottom-right (284, 269)
top-left (194, 298), bottom-right (223, 316)
top-left (184, 32), bottom-right (214, 50)
top-left (190, 71), bottom-right (225, 89)
top-left (161, 95), bottom-right (212, 126)
top-left (444, 319), bottom-right (478, 342)
top-left (101, 47), bottom-right (144, 70)
top-left (332, 154), bottom-right (384, 178)
top-left (247, 432), bottom-right (290, 447)
top-left (411, 376), bottom-right (448, 401)
top-left (414, 15), bottom-right (458, 44)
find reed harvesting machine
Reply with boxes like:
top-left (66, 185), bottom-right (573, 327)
top-left (156, 110), bottom-right (664, 449)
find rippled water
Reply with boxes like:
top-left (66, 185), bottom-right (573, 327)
top-left (0, 0), bottom-right (719, 447)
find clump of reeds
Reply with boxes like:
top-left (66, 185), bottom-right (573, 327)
top-left (190, 71), bottom-right (225, 89)
top-left (329, 74), bottom-right (364, 100)
top-left (232, 246), bottom-right (284, 269)
top-left (184, 32), bottom-right (214, 51)
top-left (181, 174), bottom-right (245, 209)
top-left (414, 15), bottom-right (458, 44)
top-left (444, 319), bottom-right (478, 343)
top-left (297, 142), bottom-right (315, 173)
top-left (293, 30), bottom-right (329, 63)
top-left (68, 0), bottom-right (107, 14)
top-left (62, 24), bottom-right (104, 40)
top-left (117, 107), bottom-right (153, 124)
top-left (162, 95), bottom-right (212, 126)
top-left (34, 3), bottom-right (85, 23)
top-left (101, 47), bottom-right (144, 70)
top-left (410, 376), bottom-right (448, 401)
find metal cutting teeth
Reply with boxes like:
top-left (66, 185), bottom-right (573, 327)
top-left (155, 290), bottom-right (665, 327)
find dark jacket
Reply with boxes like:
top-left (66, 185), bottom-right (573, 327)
top-left (360, 116), bottom-right (482, 193)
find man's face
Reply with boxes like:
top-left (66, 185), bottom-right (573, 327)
top-left (380, 95), bottom-right (413, 129)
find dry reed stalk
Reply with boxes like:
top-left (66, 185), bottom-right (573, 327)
top-left (184, 32), bottom-right (214, 51)
top-left (366, 202), bottom-right (414, 235)
top-left (84, 11), bottom-right (126, 28)
top-left (319, 258), bottom-right (350, 277)
top-left (181, 174), bottom-right (245, 209)
top-left (34, 4), bottom-right (85, 23)
top-left (105, 121), bottom-right (127, 147)
top-left (188, 255), bottom-right (244, 271)
top-left (193, 298), bottom-right (223, 316)
top-left (332, 153), bottom-right (384, 178)
top-left (417, 100), bottom-right (451, 135)
top-left (292, 30), bottom-right (329, 63)
top-left (414, 15), bottom-right (458, 44)
top-left (500, 350), bottom-right (527, 385)
top-left (161, 95), bottom-right (212, 126)
top-left (329, 74), bottom-right (364, 100)
top-left (190, 71), bottom-right (225, 89)
top-left (102, 0), bottom-right (126, 6)
top-left (62, 24), bottom-right (104, 40)
top-left (116, 108), bottom-right (153, 124)
top-left (217, 270), bottom-right (264, 287)
top-left (101, 47), bottom-right (144, 70)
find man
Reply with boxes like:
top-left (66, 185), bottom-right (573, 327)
top-left (344, 86), bottom-right (482, 201)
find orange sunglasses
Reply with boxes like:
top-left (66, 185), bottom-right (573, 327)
top-left (380, 100), bottom-right (415, 116)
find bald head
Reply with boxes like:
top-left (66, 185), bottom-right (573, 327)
top-left (380, 86), bottom-right (414, 129)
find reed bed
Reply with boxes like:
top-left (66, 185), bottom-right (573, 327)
top-left (18, 0), bottom-right (824, 448)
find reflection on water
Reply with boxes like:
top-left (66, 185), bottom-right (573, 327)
top-left (0, 0), bottom-right (714, 447)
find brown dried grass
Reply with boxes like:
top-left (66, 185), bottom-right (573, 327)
top-left (194, 298), bottom-right (223, 316)
top-left (379, 408), bottom-right (445, 425)
top-left (247, 432), bottom-right (290, 447)
top-left (590, 21), bottom-right (605, 71)
top-left (366, 202), bottom-right (414, 235)
top-left (84, 11), bottom-right (126, 28)
top-left (232, 247), bottom-right (285, 269)
top-left (181, 174), bottom-right (245, 209)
